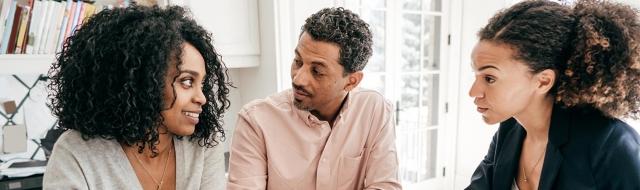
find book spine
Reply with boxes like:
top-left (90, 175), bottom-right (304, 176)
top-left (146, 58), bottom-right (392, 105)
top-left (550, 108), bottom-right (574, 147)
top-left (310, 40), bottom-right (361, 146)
top-left (63, 1), bottom-right (76, 41)
top-left (36, 0), bottom-right (52, 54)
top-left (45, 2), bottom-right (63, 54)
top-left (19, 0), bottom-right (34, 54)
top-left (55, 0), bottom-right (73, 53)
top-left (25, 0), bottom-right (40, 54)
top-left (70, 0), bottom-right (82, 34)
top-left (14, 5), bottom-right (29, 53)
top-left (6, 3), bottom-right (23, 54)
top-left (0, 0), bottom-right (17, 54)
top-left (0, 0), bottom-right (16, 44)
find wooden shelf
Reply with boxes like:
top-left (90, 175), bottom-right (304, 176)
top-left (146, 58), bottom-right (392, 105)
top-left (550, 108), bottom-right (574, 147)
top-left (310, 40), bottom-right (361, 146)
top-left (0, 54), bottom-right (55, 75)
top-left (0, 54), bottom-right (258, 75)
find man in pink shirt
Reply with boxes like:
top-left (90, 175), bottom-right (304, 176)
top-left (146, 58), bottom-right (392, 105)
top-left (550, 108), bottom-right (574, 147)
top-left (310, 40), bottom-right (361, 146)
top-left (227, 7), bottom-right (401, 190)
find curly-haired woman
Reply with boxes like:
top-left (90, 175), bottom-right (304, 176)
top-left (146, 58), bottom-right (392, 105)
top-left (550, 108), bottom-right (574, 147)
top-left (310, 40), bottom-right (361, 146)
top-left (466, 0), bottom-right (640, 190)
top-left (43, 5), bottom-right (230, 190)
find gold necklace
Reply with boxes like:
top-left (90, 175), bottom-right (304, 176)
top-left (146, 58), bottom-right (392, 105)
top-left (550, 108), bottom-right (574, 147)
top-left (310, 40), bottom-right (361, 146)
top-left (132, 143), bottom-right (173, 190)
top-left (521, 150), bottom-right (545, 182)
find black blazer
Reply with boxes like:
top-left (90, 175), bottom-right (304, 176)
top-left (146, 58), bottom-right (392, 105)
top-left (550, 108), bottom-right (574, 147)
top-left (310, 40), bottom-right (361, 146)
top-left (466, 105), bottom-right (640, 190)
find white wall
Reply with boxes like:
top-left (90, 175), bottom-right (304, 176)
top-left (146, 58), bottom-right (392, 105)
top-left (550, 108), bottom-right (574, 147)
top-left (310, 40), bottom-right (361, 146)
top-left (615, 0), bottom-right (640, 8)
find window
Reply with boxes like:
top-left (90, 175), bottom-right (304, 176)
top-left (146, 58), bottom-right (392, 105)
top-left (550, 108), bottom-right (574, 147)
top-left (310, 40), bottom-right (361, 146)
top-left (344, 0), bottom-right (449, 188)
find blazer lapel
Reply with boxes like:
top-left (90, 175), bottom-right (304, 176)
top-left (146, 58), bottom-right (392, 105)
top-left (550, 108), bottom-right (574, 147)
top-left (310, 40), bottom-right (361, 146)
top-left (493, 121), bottom-right (525, 190)
top-left (538, 105), bottom-right (570, 189)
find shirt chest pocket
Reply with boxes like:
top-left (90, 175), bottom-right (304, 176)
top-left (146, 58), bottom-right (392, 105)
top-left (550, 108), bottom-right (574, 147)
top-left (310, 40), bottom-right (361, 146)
top-left (337, 148), bottom-right (366, 190)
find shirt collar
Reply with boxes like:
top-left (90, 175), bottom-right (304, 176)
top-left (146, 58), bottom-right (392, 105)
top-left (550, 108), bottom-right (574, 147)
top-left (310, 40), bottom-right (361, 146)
top-left (290, 88), bottom-right (355, 128)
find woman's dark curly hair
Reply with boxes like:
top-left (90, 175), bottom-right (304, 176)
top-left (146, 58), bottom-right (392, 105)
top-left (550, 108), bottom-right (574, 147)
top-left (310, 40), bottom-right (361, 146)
top-left (302, 7), bottom-right (373, 75)
top-left (47, 5), bottom-right (231, 156)
top-left (479, 0), bottom-right (640, 119)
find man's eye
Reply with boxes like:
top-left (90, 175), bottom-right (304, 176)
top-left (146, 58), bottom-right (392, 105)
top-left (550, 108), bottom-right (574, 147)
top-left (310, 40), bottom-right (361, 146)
top-left (312, 67), bottom-right (324, 76)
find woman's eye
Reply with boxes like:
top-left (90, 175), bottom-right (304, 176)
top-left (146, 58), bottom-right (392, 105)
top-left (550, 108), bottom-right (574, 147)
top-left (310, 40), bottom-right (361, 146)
top-left (484, 76), bottom-right (496, 84)
top-left (181, 79), bottom-right (194, 87)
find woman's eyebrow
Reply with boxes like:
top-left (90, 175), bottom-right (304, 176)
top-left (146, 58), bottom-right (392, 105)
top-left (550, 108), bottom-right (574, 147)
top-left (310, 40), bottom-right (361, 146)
top-left (179, 70), bottom-right (201, 77)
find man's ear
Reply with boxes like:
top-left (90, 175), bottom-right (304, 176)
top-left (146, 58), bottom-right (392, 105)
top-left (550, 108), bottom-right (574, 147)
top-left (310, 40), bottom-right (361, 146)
top-left (344, 71), bottom-right (363, 92)
top-left (536, 69), bottom-right (556, 94)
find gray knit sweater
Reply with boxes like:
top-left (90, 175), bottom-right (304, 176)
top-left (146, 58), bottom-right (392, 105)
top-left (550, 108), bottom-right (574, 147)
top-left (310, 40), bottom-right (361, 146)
top-left (43, 130), bottom-right (226, 190)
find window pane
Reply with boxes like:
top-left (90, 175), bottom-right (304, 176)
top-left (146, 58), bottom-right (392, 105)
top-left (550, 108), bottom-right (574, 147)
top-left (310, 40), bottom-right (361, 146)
top-left (421, 74), bottom-right (439, 126)
top-left (424, 0), bottom-right (442, 12)
top-left (424, 129), bottom-right (438, 179)
top-left (400, 74), bottom-right (420, 108)
top-left (423, 16), bottom-right (441, 71)
top-left (397, 128), bottom-right (438, 183)
top-left (361, 0), bottom-right (386, 9)
top-left (400, 74), bottom-right (420, 127)
top-left (360, 74), bottom-right (385, 95)
top-left (402, 0), bottom-right (421, 11)
top-left (401, 13), bottom-right (421, 72)
top-left (361, 9), bottom-right (386, 72)
top-left (402, 0), bottom-right (442, 12)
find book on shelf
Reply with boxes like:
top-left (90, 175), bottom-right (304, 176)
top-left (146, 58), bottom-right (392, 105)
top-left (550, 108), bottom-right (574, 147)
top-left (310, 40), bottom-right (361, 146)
top-left (0, 0), bottom-right (10, 43)
top-left (44, 1), bottom-right (64, 54)
top-left (55, 0), bottom-right (74, 53)
top-left (35, 0), bottom-right (53, 54)
top-left (63, 0), bottom-right (77, 42)
top-left (25, 0), bottom-right (41, 54)
top-left (15, 0), bottom-right (34, 54)
top-left (69, 0), bottom-right (83, 38)
top-left (5, 1), bottom-right (22, 54)
top-left (0, 0), bottom-right (17, 54)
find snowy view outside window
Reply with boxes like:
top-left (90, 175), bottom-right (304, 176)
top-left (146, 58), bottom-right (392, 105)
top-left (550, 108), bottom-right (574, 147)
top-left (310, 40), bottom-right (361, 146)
top-left (353, 0), bottom-right (445, 187)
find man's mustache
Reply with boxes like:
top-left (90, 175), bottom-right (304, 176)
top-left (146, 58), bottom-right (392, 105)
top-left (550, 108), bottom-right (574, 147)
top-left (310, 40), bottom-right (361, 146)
top-left (292, 84), bottom-right (312, 96)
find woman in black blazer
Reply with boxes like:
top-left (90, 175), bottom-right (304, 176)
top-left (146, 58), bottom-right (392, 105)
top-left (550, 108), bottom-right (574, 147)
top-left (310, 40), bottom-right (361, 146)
top-left (466, 0), bottom-right (640, 190)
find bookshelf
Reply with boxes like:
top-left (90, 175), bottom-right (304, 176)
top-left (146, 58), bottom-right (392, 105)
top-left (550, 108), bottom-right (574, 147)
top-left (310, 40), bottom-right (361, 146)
top-left (0, 0), bottom-right (113, 75)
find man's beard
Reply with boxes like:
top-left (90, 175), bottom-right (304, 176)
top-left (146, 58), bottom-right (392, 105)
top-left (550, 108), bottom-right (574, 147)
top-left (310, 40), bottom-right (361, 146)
top-left (293, 98), bottom-right (312, 111)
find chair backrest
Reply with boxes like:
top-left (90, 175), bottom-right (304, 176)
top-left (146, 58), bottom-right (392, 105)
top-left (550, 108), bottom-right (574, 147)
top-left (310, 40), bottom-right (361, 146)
top-left (39, 128), bottom-right (65, 159)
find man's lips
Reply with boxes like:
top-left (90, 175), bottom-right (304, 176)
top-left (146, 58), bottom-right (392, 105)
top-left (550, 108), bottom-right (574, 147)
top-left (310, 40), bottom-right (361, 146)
top-left (294, 89), bottom-right (311, 100)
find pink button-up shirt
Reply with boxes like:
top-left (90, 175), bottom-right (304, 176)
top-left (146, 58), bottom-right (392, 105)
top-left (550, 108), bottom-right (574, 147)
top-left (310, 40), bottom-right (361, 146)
top-left (227, 88), bottom-right (401, 190)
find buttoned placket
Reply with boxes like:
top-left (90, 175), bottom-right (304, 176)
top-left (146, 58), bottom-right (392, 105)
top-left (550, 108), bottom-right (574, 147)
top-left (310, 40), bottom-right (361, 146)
top-left (313, 113), bottom-right (347, 190)
top-left (316, 121), bottom-right (333, 189)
